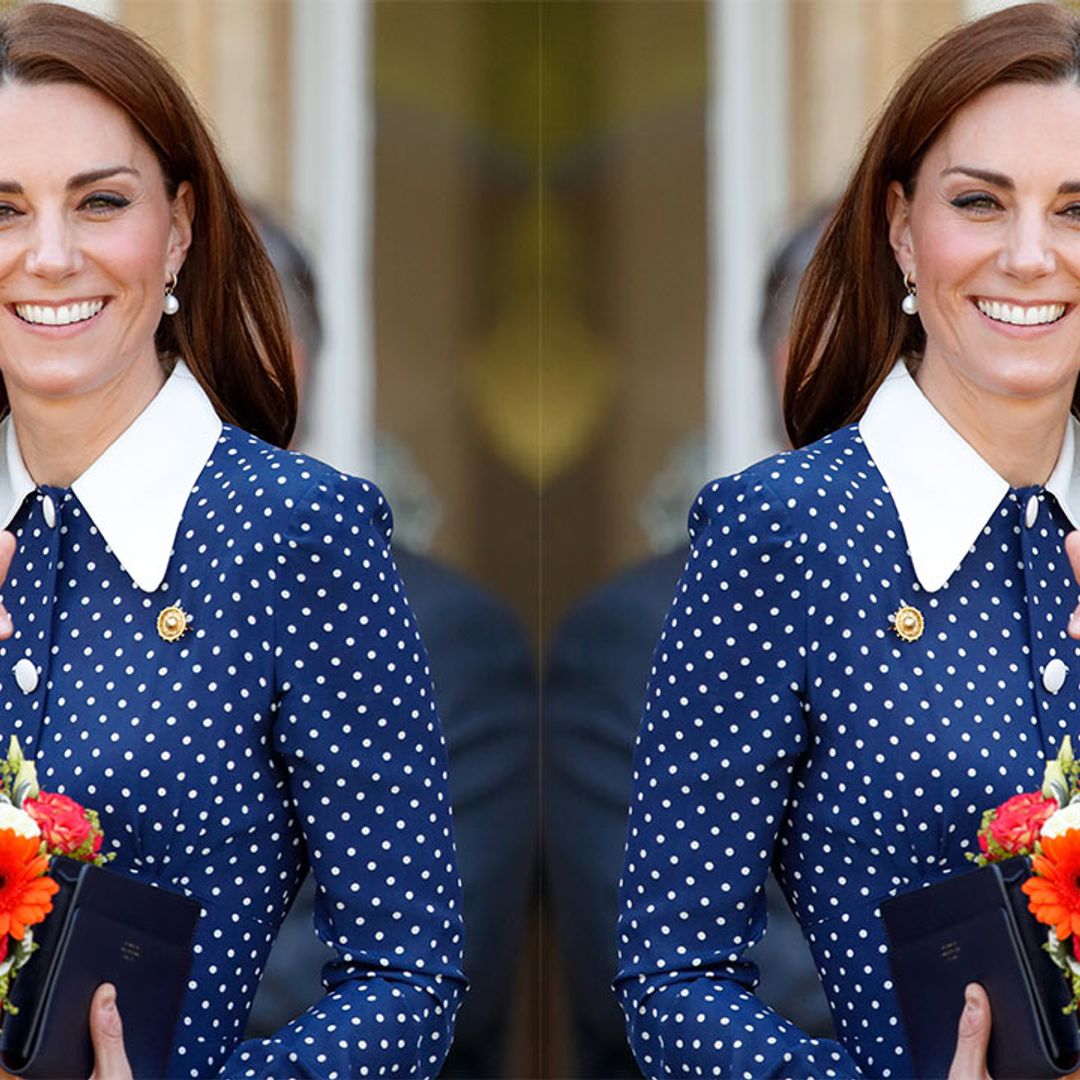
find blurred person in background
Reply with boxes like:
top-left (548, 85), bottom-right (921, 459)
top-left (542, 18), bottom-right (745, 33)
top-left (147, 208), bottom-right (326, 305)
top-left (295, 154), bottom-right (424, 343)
top-left (244, 206), bottom-right (538, 1079)
top-left (543, 205), bottom-right (834, 1078)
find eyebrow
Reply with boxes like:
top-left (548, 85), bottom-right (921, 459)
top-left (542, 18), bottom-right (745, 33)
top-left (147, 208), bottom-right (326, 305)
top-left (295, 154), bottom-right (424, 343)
top-left (943, 165), bottom-right (1080, 195)
top-left (0, 165), bottom-right (140, 195)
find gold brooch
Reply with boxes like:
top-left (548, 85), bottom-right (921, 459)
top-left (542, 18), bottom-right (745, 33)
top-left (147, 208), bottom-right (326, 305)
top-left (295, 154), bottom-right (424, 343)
top-left (890, 603), bottom-right (924, 643)
top-left (157, 603), bottom-right (192, 643)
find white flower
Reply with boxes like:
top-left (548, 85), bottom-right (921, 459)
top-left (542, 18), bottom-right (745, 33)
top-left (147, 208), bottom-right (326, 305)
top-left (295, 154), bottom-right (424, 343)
top-left (1044, 760), bottom-right (1069, 804)
top-left (0, 802), bottom-right (38, 839)
top-left (1041, 801), bottom-right (1080, 839)
top-left (7, 736), bottom-right (38, 804)
top-left (12, 929), bottom-right (34, 972)
top-left (1043, 736), bottom-right (1075, 804)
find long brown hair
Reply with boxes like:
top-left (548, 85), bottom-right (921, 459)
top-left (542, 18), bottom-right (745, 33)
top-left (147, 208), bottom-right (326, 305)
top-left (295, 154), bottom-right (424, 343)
top-left (785, 2), bottom-right (1080, 449)
top-left (0, 3), bottom-right (297, 447)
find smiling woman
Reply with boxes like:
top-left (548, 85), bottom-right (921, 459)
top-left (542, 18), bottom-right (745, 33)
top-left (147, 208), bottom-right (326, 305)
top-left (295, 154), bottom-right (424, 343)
top-left (886, 80), bottom-right (1080, 489)
top-left (0, 81), bottom-right (193, 483)
top-left (0, 4), bottom-right (465, 1080)
top-left (616, 4), bottom-right (1080, 1079)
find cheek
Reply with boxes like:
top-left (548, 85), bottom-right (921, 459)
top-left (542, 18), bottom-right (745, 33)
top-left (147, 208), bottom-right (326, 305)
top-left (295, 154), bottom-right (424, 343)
top-left (93, 216), bottom-right (171, 296)
top-left (906, 225), bottom-right (983, 350)
top-left (914, 227), bottom-right (984, 291)
top-left (108, 243), bottom-right (169, 297)
top-left (0, 239), bottom-right (29, 285)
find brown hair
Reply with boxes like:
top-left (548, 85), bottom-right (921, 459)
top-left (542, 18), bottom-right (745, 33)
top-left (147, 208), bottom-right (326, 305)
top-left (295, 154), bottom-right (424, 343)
top-left (0, 2), bottom-right (297, 447)
top-left (785, 2), bottom-right (1080, 448)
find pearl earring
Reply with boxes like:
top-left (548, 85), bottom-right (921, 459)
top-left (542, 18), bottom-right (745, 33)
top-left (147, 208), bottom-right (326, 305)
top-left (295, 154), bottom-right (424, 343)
top-left (901, 272), bottom-right (918, 316)
top-left (163, 271), bottom-right (180, 316)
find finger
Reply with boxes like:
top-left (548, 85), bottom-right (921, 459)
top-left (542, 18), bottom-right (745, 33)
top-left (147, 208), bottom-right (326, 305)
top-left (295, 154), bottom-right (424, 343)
top-left (947, 983), bottom-right (992, 1080)
top-left (0, 530), bottom-right (13, 586)
top-left (88, 983), bottom-right (133, 1080)
top-left (1067, 532), bottom-right (1080, 637)
top-left (0, 531), bottom-right (14, 639)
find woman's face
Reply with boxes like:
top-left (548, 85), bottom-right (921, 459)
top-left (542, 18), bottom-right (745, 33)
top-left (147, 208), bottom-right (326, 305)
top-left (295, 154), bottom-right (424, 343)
top-left (0, 80), bottom-right (192, 409)
top-left (888, 80), bottom-right (1080, 410)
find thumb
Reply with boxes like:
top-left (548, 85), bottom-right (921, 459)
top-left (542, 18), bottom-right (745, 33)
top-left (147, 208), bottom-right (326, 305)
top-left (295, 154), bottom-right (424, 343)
top-left (948, 983), bottom-right (992, 1080)
top-left (88, 984), bottom-right (132, 1080)
top-left (1067, 531), bottom-right (1080, 637)
top-left (0, 530), bottom-right (15, 639)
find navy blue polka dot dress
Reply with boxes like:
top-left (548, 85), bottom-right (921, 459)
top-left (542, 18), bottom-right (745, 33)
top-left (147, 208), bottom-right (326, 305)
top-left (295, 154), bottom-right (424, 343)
top-left (0, 364), bottom-right (466, 1078)
top-left (616, 362), bottom-right (1080, 1078)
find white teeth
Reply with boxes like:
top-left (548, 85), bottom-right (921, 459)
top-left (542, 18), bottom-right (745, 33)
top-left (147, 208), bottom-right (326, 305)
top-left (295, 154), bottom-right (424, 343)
top-left (14, 299), bottom-right (104, 327)
top-left (976, 299), bottom-right (1066, 326)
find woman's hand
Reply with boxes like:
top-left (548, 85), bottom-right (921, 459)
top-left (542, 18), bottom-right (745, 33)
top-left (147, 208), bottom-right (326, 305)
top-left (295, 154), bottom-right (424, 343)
top-left (0, 530), bottom-right (14, 638)
top-left (947, 982), bottom-right (1080, 1080)
top-left (88, 983), bottom-right (132, 1080)
top-left (947, 983), bottom-right (992, 1080)
top-left (1067, 532), bottom-right (1080, 638)
top-left (0, 983), bottom-right (131, 1080)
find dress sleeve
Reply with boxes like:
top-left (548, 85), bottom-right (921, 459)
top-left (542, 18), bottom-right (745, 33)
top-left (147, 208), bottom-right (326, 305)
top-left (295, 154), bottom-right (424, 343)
top-left (221, 473), bottom-right (466, 1079)
top-left (614, 473), bottom-right (861, 1079)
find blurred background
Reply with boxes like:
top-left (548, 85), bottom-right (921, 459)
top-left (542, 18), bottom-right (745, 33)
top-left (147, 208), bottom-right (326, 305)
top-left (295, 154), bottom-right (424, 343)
top-left (34, 0), bottom-right (1054, 1075)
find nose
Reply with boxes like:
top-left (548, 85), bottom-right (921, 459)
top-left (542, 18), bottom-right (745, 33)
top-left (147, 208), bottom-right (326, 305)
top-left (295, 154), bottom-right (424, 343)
top-left (23, 210), bottom-right (81, 280)
top-left (999, 210), bottom-right (1056, 280)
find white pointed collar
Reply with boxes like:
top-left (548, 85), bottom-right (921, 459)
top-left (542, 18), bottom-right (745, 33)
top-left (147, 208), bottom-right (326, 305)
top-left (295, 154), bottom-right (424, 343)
top-left (0, 361), bottom-right (222, 593)
top-left (858, 360), bottom-right (1080, 593)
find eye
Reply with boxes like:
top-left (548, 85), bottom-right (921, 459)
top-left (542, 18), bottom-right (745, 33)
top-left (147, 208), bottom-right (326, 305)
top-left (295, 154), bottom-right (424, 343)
top-left (79, 193), bottom-right (129, 214)
top-left (1059, 202), bottom-right (1080, 221)
top-left (950, 192), bottom-right (1001, 214)
top-left (0, 203), bottom-right (22, 222)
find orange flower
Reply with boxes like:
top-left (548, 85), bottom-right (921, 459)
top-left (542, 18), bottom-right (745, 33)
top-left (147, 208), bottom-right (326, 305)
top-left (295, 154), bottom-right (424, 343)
top-left (1024, 828), bottom-right (1080, 940)
top-left (0, 827), bottom-right (57, 941)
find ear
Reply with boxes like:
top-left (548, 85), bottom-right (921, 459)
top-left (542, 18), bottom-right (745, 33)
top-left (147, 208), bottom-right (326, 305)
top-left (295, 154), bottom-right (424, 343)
top-left (166, 180), bottom-right (195, 276)
top-left (886, 180), bottom-right (914, 277)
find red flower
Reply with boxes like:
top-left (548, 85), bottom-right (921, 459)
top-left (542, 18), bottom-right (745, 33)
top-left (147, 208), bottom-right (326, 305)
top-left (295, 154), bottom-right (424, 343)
top-left (1024, 828), bottom-right (1080, 939)
top-left (981, 791), bottom-right (1057, 858)
top-left (0, 828), bottom-right (57, 940)
top-left (24, 792), bottom-right (96, 856)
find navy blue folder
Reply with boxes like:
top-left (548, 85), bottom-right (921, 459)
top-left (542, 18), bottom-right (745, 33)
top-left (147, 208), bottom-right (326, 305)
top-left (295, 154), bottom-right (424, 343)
top-left (0, 857), bottom-right (200, 1079)
top-left (883, 857), bottom-right (1080, 1079)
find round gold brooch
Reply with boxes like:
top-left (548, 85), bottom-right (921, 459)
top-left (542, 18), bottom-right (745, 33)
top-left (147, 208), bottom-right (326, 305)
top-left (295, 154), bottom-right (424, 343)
top-left (157, 603), bottom-right (192, 643)
top-left (890, 604), bottom-right (924, 643)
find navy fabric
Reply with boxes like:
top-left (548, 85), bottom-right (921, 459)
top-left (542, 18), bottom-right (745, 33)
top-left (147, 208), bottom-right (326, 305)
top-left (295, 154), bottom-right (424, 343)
top-left (617, 424), bottom-right (1080, 1078)
top-left (248, 549), bottom-right (537, 1078)
top-left (545, 552), bottom-right (831, 1078)
top-left (392, 551), bottom-right (537, 1078)
top-left (0, 425), bottom-right (466, 1078)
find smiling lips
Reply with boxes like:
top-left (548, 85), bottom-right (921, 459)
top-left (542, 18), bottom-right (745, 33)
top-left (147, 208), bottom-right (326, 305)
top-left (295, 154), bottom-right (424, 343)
top-left (974, 298), bottom-right (1067, 327)
top-left (13, 299), bottom-right (105, 327)
top-left (6, 295), bottom-right (1067, 331)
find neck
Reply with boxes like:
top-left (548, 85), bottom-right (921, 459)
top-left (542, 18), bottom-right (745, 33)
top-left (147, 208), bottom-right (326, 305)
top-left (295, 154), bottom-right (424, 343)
top-left (915, 358), bottom-right (1072, 488)
top-left (8, 363), bottom-right (166, 487)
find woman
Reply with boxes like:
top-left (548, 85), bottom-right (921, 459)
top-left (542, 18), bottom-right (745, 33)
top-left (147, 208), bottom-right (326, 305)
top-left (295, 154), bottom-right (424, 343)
top-left (0, 4), bottom-right (465, 1078)
top-left (616, 4), bottom-right (1080, 1077)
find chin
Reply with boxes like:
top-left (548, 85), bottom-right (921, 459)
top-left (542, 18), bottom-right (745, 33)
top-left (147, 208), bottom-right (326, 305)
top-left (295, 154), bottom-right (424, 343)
top-left (981, 368), bottom-right (1077, 403)
top-left (2, 361), bottom-right (111, 402)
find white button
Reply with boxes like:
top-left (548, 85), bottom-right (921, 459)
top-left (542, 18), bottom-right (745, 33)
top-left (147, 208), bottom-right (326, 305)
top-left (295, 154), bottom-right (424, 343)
top-left (1025, 494), bottom-right (1039, 528)
top-left (41, 495), bottom-right (55, 529)
top-left (1044, 657), bottom-right (1068, 694)
top-left (13, 658), bottom-right (37, 694)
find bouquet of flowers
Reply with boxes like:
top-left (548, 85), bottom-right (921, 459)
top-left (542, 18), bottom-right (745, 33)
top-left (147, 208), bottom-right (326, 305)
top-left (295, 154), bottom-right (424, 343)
top-left (971, 735), bottom-right (1080, 1011)
top-left (0, 737), bottom-right (108, 1013)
